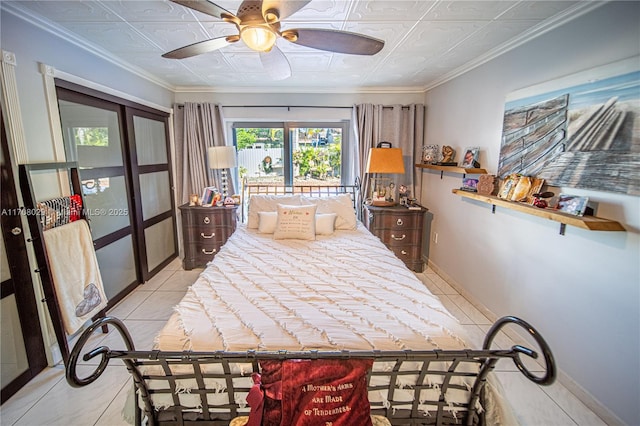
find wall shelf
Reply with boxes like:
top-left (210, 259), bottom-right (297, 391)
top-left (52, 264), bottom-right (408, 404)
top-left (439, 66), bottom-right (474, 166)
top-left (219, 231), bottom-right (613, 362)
top-left (416, 163), bottom-right (487, 178)
top-left (452, 189), bottom-right (625, 235)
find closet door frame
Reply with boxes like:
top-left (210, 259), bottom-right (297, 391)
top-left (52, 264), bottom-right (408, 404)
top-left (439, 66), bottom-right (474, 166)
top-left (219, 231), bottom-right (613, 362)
top-left (125, 107), bottom-right (177, 281)
top-left (1, 109), bottom-right (47, 403)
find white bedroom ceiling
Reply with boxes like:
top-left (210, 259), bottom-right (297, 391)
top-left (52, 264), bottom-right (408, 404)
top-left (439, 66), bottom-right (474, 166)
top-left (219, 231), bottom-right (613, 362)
top-left (2, 0), bottom-right (596, 92)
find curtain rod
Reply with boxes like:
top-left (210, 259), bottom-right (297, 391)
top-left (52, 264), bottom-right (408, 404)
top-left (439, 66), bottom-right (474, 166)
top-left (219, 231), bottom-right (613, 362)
top-left (176, 104), bottom-right (414, 110)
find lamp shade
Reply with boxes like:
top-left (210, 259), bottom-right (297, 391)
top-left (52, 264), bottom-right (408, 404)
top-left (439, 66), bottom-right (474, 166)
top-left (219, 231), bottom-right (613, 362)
top-left (208, 146), bottom-right (237, 169)
top-left (365, 148), bottom-right (405, 174)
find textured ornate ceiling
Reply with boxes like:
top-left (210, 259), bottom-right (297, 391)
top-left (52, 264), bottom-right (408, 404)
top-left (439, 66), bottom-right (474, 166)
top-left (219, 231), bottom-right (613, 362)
top-left (3, 0), bottom-right (596, 92)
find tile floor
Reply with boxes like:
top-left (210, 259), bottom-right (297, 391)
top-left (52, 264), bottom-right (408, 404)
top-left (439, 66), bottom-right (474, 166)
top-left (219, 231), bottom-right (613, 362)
top-left (1, 258), bottom-right (606, 426)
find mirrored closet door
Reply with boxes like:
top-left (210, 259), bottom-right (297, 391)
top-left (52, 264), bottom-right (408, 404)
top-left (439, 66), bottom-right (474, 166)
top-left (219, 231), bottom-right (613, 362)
top-left (56, 82), bottom-right (176, 306)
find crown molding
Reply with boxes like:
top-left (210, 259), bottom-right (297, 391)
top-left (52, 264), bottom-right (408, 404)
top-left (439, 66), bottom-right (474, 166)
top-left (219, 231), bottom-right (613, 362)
top-left (2, 1), bottom-right (607, 96)
top-left (2, 2), bottom-right (177, 93)
top-left (423, 1), bottom-right (607, 92)
top-left (173, 84), bottom-right (427, 94)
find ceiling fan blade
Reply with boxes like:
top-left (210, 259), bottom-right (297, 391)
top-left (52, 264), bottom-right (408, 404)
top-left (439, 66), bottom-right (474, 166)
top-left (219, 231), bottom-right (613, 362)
top-left (163, 36), bottom-right (233, 59)
top-left (286, 29), bottom-right (384, 55)
top-left (262, 0), bottom-right (311, 22)
top-left (260, 46), bottom-right (292, 80)
top-left (170, 0), bottom-right (237, 20)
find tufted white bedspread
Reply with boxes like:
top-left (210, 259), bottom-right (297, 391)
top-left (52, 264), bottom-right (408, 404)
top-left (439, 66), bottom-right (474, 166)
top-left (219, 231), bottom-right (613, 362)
top-left (155, 223), bottom-right (468, 353)
top-left (147, 223), bottom-right (517, 424)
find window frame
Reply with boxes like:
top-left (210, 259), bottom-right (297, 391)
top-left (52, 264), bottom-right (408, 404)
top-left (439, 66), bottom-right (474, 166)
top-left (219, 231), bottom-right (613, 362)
top-left (231, 121), bottom-right (349, 186)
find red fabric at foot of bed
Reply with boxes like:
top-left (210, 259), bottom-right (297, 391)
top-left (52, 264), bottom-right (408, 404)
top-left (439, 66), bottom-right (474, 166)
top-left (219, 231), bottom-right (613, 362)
top-left (249, 359), bottom-right (374, 426)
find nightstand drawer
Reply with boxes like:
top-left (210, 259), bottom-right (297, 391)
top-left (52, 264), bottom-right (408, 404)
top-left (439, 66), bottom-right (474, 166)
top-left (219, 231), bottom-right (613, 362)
top-left (184, 210), bottom-right (236, 228)
top-left (182, 226), bottom-right (231, 245)
top-left (389, 245), bottom-right (421, 262)
top-left (179, 204), bottom-right (238, 270)
top-left (364, 205), bottom-right (427, 273)
top-left (185, 241), bottom-right (223, 264)
top-left (371, 212), bottom-right (421, 231)
top-left (375, 229), bottom-right (421, 247)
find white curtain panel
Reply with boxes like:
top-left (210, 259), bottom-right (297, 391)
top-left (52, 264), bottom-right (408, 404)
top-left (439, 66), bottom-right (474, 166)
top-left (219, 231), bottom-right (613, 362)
top-left (353, 104), bottom-right (425, 208)
top-left (174, 103), bottom-right (233, 204)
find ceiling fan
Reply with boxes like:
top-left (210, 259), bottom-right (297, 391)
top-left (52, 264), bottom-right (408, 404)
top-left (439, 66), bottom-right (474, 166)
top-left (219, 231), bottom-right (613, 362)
top-left (162, 0), bottom-right (385, 80)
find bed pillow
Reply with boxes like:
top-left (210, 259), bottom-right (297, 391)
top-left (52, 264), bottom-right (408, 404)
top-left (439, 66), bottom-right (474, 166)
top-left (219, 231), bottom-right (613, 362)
top-left (273, 204), bottom-right (317, 240)
top-left (247, 194), bottom-right (304, 229)
top-left (302, 194), bottom-right (357, 230)
top-left (315, 213), bottom-right (337, 235)
top-left (257, 211), bottom-right (278, 234)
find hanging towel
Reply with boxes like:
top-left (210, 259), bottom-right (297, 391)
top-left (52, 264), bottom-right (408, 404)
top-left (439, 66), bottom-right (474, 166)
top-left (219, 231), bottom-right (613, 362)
top-left (42, 219), bottom-right (108, 335)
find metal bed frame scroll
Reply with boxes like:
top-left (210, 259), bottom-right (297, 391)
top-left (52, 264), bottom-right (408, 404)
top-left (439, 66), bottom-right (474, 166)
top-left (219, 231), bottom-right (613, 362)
top-left (66, 315), bottom-right (555, 426)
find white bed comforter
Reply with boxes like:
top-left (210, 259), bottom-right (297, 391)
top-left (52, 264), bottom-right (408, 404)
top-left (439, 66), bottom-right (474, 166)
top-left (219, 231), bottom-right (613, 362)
top-left (156, 223), bottom-right (467, 352)
top-left (146, 223), bottom-right (517, 424)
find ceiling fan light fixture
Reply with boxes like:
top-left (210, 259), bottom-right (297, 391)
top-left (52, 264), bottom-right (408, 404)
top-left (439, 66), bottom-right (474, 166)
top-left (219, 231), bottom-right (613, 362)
top-left (240, 25), bottom-right (277, 52)
top-left (281, 30), bottom-right (298, 43)
top-left (263, 8), bottom-right (279, 24)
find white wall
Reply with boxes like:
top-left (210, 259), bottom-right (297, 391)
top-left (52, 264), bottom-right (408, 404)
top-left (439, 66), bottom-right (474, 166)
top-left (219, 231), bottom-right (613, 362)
top-left (174, 91), bottom-right (425, 109)
top-left (421, 2), bottom-right (639, 424)
top-left (3, 3), bottom-right (639, 424)
top-left (1, 11), bottom-right (174, 362)
top-left (1, 11), bottom-right (174, 162)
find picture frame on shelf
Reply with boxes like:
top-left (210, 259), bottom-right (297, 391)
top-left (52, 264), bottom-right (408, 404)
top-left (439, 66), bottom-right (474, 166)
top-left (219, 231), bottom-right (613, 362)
top-left (460, 146), bottom-right (480, 168)
top-left (461, 178), bottom-right (479, 192)
top-left (497, 174), bottom-right (520, 199)
top-left (200, 186), bottom-right (219, 207)
top-left (555, 194), bottom-right (590, 216)
top-left (422, 144), bottom-right (440, 164)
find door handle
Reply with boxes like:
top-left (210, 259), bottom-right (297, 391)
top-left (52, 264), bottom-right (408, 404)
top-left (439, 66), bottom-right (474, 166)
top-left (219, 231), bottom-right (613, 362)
top-left (11, 227), bottom-right (22, 236)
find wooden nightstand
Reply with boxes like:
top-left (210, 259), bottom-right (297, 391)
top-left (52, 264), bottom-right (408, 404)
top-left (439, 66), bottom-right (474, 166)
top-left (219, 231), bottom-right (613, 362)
top-left (364, 204), bottom-right (427, 272)
top-left (179, 204), bottom-right (238, 270)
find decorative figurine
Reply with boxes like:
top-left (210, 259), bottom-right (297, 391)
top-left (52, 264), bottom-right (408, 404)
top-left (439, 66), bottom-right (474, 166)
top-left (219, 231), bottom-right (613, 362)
top-left (441, 145), bottom-right (455, 163)
top-left (399, 184), bottom-right (409, 206)
top-left (477, 175), bottom-right (498, 196)
top-left (532, 191), bottom-right (554, 209)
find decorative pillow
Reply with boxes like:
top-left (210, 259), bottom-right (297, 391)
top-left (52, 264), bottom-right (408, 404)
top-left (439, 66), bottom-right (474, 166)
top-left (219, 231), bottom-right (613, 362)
top-left (302, 194), bottom-right (357, 230)
top-left (273, 204), bottom-right (317, 240)
top-left (315, 213), bottom-right (337, 235)
top-left (247, 194), bottom-right (304, 229)
top-left (257, 211), bottom-right (278, 234)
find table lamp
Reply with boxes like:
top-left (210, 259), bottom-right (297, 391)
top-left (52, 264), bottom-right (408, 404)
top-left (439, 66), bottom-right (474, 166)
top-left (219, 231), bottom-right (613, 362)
top-left (365, 147), bottom-right (405, 206)
top-left (208, 146), bottom-right (237, 199)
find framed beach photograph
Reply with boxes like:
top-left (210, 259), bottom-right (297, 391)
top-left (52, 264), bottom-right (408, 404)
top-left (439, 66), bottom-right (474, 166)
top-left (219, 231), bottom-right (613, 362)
top-left (555, 194), bottom-right (589, 216)
top-left (460, 146), bottom-right (480, 168)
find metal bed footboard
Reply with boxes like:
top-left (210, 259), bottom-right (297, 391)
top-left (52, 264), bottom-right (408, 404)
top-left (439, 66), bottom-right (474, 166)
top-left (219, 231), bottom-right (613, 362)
top-left (66, 316), bottom-right (555, 426)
